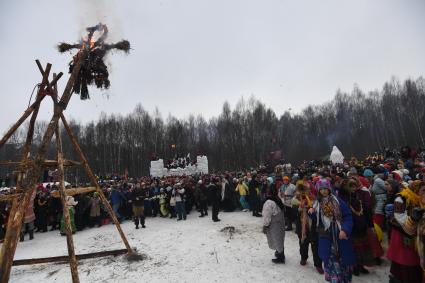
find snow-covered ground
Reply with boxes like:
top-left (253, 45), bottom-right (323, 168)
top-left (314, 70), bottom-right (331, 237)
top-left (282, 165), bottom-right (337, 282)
top-left (7, 211), bottom-right (389, 283)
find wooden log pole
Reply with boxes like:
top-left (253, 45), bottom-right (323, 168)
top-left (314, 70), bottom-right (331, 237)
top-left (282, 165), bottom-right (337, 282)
top-left (0, 51), bottom-right (87, 283)
top-left (12, 249), bottom-right (128, 266)
top-left (50, 187), bottom-right (96, 198)
top-left (3, 197), bottom-right (18, 242)
top-left (0, 187), bottom-right (97, 202)
top-left (60, 114), bottom-right (133, 254)
top-left (0, 64), bottom-right (50, 280)
top-left (0, 95), bottom-right (46, 148)
top-left (0, 159), bottom-right (81, 168)
top-left (55, 126), bottom-right (80, 283)
top-left (0, 60), bottom-right (52, 149)
top-left (0, 194), bottom-right (20, 202)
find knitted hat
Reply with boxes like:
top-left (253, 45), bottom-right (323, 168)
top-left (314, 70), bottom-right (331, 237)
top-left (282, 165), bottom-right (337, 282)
top-left (317, 178), bottom-right (331, 190)
top-left (363, 169), bottom-right (374, 177)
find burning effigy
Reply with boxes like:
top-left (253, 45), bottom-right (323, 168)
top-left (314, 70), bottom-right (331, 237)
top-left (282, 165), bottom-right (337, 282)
top-left (57, 23), bottom-right (130, 99)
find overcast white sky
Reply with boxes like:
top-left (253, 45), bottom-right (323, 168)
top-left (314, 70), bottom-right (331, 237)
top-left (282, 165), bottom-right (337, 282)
top-left (1, 0), bottom-right (425, 134)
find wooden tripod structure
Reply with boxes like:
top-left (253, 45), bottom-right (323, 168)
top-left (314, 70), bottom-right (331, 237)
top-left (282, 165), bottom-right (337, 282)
top-left (0, 54), bottom-right (133, 283)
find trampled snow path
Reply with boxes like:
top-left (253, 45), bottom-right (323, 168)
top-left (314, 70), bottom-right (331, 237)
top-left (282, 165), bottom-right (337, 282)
top-left (7, 211), bottom-right (389, 282)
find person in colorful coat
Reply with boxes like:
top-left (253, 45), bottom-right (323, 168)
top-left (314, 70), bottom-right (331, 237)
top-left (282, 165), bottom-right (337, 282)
top-left (293, 180), bottom-right (324, 274)
top-left (313, 178), bottom-right (355, 283)
top-left (235, 178), bottom-right (250, 211)
top-left (415, 181), bottom-right (425, 283)
top-left (387, 181), bottom-right (423, 283)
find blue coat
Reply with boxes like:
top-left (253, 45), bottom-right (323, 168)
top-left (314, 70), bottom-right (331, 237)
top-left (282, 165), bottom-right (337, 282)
top-left (111, 189), bottom-right (125, 205)
top-left (317, 197), bottom-right (356, 267)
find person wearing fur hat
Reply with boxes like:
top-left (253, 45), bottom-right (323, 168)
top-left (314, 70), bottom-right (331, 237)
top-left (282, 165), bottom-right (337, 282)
top-left (60, 196), bottom-right (78, 235)
top-left (262, 186), bottom-right (286, 263)
top-left (312, 178), bottom-right (355, 283)
top-left (387, 181), bottom-right (424, 283)
top-left (292, 180), bottom-right (323, 274)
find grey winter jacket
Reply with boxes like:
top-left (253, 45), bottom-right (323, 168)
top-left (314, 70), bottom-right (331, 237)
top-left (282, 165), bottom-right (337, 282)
top-left (371, 178), bottom-right (386, 215)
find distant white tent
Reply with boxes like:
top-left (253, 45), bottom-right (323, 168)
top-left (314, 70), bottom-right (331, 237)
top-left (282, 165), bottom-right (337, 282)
top-left (330, 146), bottom-right (344, 164)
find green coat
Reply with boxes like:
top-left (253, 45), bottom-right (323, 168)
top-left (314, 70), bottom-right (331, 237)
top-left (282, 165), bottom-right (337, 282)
top-left (60, 207), bottom-right (77, 234)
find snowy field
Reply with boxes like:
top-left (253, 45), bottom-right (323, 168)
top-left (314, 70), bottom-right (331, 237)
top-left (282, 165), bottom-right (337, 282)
top-left (7, 211), bottom-right (389, 283)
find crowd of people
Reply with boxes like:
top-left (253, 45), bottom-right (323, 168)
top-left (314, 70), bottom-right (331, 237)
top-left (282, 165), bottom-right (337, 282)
top-left (1, 146), bottom-right (425, 283)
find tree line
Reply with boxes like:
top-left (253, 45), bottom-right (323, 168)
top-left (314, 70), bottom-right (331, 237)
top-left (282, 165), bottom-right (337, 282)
top-left (1, 76), bottom-right (425, 180)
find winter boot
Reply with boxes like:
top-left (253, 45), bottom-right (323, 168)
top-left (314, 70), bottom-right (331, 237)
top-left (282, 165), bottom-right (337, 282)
top-left (141, 218), bottom-right (146, 228)
top-left (29, 230), bottom-right (34, 240)
top-left (272, 251), bottom-right (285, 264)
top-left (353, 266), bottom-right (360, 276)
top-left (359, 265), bottom-right (369, 274)
top-left (315, 266), bottom-right (324, 274)
top-left (20, 233), bottom-right (24, 242)
top-left (389, 275), bottom-right (402, 283)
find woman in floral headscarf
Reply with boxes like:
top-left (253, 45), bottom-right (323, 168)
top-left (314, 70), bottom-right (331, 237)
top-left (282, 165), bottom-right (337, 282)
top-left (313, 178), bottom-right (355, 283)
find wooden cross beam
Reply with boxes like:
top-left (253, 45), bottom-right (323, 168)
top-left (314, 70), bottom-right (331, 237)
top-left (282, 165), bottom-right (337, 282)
top-left (0, 187), bottom-right (97, 202)
top-left (0, 159), bottom-right (82, 168)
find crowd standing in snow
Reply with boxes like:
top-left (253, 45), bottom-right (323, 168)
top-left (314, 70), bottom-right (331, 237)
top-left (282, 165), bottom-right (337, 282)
top-left (1, 147), bottom-right (425, 283)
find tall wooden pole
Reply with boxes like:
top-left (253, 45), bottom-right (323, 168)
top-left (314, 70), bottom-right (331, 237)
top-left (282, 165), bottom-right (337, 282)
top-left (0, 61), bottom-right (52, 149)
top-left (55, 126), bottom-right (80, 283)
top-left (60, 114), bottom-right (133, 253)
top-left (0, 51), bottom-right (87, 283)
top-left (0, 95), bottom-right (45, 149)
top-left (0, 62), bottom-right (51, 282)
